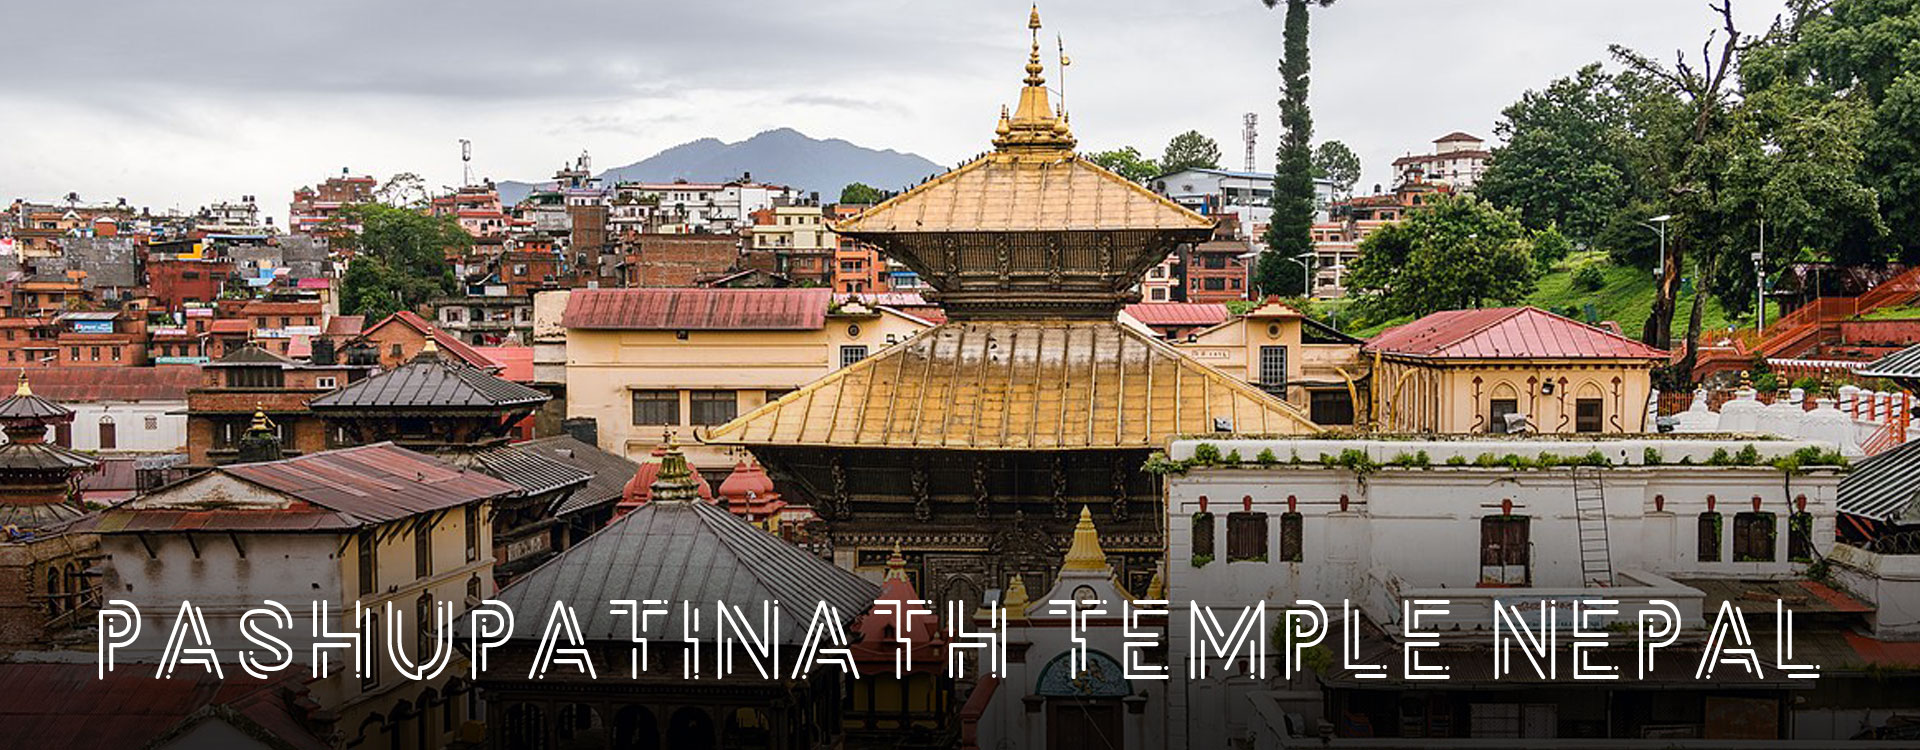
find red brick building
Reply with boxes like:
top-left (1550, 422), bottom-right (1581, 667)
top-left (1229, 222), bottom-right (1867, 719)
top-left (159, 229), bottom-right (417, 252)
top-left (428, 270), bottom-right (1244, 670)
top-left (145, 257), bottom-right (234, 311)
top-left (54, 311), bottom-right (147, 367)
top-left (289, 173), bottom-right (376, 236)
top-left (0, 317), bottom-right (59, 367)
top-left (619, 232), bottom-right (739, 287)
top-left (184, 344), bottom-right (359, 465)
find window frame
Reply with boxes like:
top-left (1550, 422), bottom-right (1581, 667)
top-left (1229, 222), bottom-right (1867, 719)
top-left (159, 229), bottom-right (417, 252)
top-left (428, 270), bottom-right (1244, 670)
top-left (1574, 398), bottom-right (1604, 433)
top-left (1733, 512), bottom-right (1777, 562)
top-left (1479, 515), bottom-right (1531, 586)
top-left (687, 390), bottom-right (738, 426)
top-left (629, 389), bottom-right (679, 426)
top-left (1258, 345), bottom-right (1288, 391)
top-left (1697, 512), bottom-right (1723, 562)
top-left (1279, 511), bottom-right (1304, 562)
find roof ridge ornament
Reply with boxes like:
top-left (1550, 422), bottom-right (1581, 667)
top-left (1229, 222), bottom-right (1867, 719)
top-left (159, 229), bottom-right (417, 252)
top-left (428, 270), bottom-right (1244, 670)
top-left (993, 6), bottom-right (1075, 153)
top-left (14, 372), bottom-right (29, 397)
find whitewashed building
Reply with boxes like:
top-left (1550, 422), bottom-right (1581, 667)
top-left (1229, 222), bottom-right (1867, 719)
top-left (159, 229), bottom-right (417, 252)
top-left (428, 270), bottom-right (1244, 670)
top-left (1151, 168), bottom-right (1337, 233)
top-left (1160, 436), bottom-right (1850, 746)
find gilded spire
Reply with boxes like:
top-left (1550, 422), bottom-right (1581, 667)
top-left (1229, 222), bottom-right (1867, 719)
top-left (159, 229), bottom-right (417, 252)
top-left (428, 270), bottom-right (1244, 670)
top-left (1001, 574), bottom-right (1030, 619)
top-left (14, 372), bottom-right (29, 397)
top-left (884, 542), bottom-right (909, 582)
top-left (994, 5), bottom-right (1075, 152)
top-left (1061, 505), bottom-right (1109, 571)
top-left (249, 410), bottom-right (273, 431)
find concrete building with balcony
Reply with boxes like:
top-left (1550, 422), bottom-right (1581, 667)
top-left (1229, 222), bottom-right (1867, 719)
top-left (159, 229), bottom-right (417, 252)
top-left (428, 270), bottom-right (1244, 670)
top-left (1172, 299), bottom-right (1369, 427)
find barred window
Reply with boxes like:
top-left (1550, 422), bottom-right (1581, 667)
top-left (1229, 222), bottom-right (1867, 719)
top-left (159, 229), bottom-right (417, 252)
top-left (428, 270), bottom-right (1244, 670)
top-left (1258, 346), bottom-right (1287, 390)
top-left (1191, 512), bottom-right (1215, 565)
top-left (1789, 512), bottom-right (1814, 562)
top-left (840, 345), bottom-right (869, 368)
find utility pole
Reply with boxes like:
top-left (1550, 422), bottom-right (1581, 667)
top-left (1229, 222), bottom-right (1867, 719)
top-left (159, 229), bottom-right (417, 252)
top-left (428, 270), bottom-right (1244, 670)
top-left (1754, 218), bottom-right (1767, 330)
top-left (1242, 113), bottom-right (1258, 172)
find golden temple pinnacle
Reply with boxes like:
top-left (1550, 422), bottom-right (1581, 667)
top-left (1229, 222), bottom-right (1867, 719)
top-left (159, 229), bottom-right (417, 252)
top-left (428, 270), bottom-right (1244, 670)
top-left (994, 5), bottom-right (1074, 152)
top-left (1061, 505), bottom-right (1109, 570)
top-left (884, 543), bottom-right (909, 582)
top-left (14, 372), bottom-right (30, 397)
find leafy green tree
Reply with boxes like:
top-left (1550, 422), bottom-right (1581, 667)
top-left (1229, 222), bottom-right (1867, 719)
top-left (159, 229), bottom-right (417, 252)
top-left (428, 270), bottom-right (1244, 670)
top-left (1477, 64), bottom-right (1632, 240)
top-left (1312, 141), bottom-right (1361, 196)
top-left (1344, 194), bottom-right (1539, 317)
top-left (1258, 0), bottom-right (1336, 298)
top-left (1532, 223), bottom-right (1574, 267)
top-left (1159, 131), bottom-right (1223, 174)
top-left (838, 182), bottom-right (888, 205)
top-left (334, 202), bottom-right (467, 319)
top-left (1085, 147), bottom-right (1159, 183)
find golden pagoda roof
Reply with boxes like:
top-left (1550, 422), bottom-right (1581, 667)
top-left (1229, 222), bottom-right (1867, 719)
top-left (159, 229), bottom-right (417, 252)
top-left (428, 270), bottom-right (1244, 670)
top-left (705, 318), bottom-right (1319, 450)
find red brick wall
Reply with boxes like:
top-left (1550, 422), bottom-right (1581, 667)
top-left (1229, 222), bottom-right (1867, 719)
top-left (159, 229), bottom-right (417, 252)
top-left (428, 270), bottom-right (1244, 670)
top-left (1839, 320), bottom-right (1920, 347)
top-left (622, 234), bottom-right (738, 287)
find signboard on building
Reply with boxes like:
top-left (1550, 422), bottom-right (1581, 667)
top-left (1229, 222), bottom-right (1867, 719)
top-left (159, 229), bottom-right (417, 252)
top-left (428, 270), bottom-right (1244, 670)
top-left (71, 320), bottom-right (114, 334)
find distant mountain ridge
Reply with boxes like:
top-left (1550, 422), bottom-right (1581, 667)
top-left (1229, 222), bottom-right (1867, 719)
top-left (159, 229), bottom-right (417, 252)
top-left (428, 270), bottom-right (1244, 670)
top-left (496, 128), bottom-right (947, 205)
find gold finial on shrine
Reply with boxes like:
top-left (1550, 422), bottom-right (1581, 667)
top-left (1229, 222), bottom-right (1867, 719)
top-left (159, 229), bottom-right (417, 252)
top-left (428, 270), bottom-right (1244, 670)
top-left (1002, 574), bottom-right (1030, 619)
top-left (884, 542), bottom-right (909, 582)
top-left (994, 6), bottom-right (1075, 152)
top-left (14, 372), bottom-right (30, 397)
top-left (1061, 505), bottom-right (1109, 571)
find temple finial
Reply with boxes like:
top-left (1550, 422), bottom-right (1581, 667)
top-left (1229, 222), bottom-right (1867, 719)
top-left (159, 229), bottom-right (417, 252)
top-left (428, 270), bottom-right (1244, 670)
top-left (1025, 5), bottom-right (1045, 87)
top-left (14, 372), bottom-right (29, 397)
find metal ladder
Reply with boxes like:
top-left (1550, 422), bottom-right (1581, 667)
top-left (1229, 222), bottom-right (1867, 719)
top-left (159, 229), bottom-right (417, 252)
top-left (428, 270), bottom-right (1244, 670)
top-left (1572, 466), bottom-right (1614, 587)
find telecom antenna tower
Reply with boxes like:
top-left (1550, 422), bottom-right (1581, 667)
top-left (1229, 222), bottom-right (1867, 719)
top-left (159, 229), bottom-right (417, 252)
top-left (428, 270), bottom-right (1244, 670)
top-left (459, 139), bottom-right (473, 187)
top-left (1243, 113), bottom-right (1258, 172)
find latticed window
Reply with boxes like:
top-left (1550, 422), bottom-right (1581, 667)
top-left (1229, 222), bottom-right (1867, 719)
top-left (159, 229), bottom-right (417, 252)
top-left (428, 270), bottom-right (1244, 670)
top-left (840, 345), bottom-right (869, 368)
top-left (1280, 512), bottom-right (1304, 562)
top-left (1258, 346), bottom-right (1287, 390)
top-left (1698, 512), bottom-right (1722, 562)
top-left (1734, 512), bottom-right (1776, 562)
top-left (465, 505), bottom-right (481, 562)
top-left (358, 530), bottom-right (377, 595)
top-left (415, 524), bottom-right (432, 578)
top-left (1227, 512), bottom-right (1269, 562)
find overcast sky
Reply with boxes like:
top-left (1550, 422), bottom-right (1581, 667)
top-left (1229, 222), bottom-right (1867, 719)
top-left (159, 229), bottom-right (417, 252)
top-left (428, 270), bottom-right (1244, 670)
top-left (1, 0), bottom-right (1789, 222)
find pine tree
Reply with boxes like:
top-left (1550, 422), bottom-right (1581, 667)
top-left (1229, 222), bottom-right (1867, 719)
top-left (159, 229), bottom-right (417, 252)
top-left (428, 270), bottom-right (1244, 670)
top-left (1256, 0), bottom-right (1336, 297)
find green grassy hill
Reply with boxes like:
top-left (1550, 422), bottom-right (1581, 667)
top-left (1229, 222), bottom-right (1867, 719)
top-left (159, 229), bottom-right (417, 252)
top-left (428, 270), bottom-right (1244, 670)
top-left (1326, 251), bottom-right (1773, 341)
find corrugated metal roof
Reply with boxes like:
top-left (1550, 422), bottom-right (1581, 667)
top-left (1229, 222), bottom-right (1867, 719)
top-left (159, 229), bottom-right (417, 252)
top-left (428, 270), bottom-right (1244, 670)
top-left (96, 443), bottom-right (520, 532)
top-left (1366, 306), bottom-right (1669, 360)
top-left (0, 664), bottom-right (330, 750)
top-left (518, 435), bottom-right (639, 515)
top-left (457, 445), bottom-right (592, 498)
top-left (1839, 437), bottom-right (1920, 522)
top-left (836, 153), bottom-right (1213, 234)
top-left (562, 288), bottom-right (832, 331)
top-left (491, 499), bottom-right (876, 644)
top-left (307, 356), bottom-right (547, 410)
top-left (0, 367), bottom-right (200, 402)
top-left (706, 319), bottom-right (1319, 450)
top-left (1123, 302), bottom-right (1232, 328)
top-left (1857, 342), bottom-right (1920, 380)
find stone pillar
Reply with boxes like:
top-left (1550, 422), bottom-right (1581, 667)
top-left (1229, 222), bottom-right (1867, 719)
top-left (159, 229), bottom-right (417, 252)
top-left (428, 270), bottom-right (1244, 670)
top-left (1839, 385), bottom-right (1860, 419)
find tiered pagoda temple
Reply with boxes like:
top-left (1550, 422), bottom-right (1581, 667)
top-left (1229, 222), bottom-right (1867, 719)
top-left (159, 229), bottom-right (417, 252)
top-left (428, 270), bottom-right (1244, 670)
top-left (0, 373), bottom-right (101, 646)
top-left (707, 9), bottom-right (1318, 609)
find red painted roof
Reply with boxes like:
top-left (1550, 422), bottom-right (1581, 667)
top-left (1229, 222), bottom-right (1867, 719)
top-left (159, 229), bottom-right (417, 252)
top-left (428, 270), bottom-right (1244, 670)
top-left (1124, 302), bottom-right (1232, 328)
top-left (0, 664), bottom-right (328, 750)
top-left (209, 319), bottom-right (251, 334)
top-left (324, 314), bottom-right (365, 337)
top-left (1366, 306), bottom-right (1668, 360)
top-left (2, 366), bottom-right (199, 401)
top-left (475, 345), bottom-right (534, 382)
top-left (563, 288), bottom-right (832, 331)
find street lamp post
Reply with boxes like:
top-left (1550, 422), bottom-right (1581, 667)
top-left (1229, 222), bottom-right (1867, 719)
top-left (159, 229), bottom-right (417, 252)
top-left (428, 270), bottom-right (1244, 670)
top-left (1293, 252), bottom-right (1315, 296)
top-left (1753, 218), bottom-right (1767, 329)
top-left (1639, 214), bottom-right (1672, 279)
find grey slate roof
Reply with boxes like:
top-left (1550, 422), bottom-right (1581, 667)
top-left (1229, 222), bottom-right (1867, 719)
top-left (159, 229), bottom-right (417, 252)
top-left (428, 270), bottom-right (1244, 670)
top-left (1857, 343), bottom-right (1920, 381)
top-left (308, 359), bottom-right (547, 410)
top-left (517, 435), bottom-right (638, 515)
top-left (205, 344), bottom-right (299, 368)
top-left (1839, 438), bottom-right (1920, 523)
top-left (494, 499), bottom-right (877, 644)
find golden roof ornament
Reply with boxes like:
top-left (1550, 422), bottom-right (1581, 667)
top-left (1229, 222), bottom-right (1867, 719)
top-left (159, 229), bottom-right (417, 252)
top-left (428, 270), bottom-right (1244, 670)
top-left (884, 543), bottom-right (910, 582)
top-left (1145, 567), bottom-right (1166, 600)
top-left (993, 5), bottom-right (1075, 152)
top-left (14, 372), bottom-right (30, 397)
top-left (1001, 573), bottom-right (1030, 619)
top-left (1061, 505), bottom-right (1109, 571)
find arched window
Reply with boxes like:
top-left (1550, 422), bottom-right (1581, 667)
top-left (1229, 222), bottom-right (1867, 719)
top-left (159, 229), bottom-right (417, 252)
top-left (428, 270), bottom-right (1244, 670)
top-left (98, 415), bottom-right (116, 450)
top-left (45, 566), bottom-right (62, 616)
